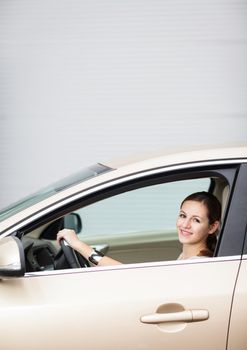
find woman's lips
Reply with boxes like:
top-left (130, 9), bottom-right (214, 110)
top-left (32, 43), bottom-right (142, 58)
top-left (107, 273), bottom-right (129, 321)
top-left (180, 229), bottom-right (192, 237)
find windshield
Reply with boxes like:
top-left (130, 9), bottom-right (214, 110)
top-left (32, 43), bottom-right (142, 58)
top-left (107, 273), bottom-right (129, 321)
top-left (0, 163), bottom-right (112, 222)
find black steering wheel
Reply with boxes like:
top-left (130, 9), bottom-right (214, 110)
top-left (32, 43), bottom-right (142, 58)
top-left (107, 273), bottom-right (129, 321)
top-left (60, 239), bottom-right (89, 268)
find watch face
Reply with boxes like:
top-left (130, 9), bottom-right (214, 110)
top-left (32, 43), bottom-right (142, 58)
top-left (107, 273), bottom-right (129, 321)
top-left (89, 250), bottom-right (104, 265)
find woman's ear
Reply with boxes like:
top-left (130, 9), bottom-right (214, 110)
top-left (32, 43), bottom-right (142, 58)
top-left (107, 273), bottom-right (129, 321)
top-left (208, 220), bottom-right (220, 234)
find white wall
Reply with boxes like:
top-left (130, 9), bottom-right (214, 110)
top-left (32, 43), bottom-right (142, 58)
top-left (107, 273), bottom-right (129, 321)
top-left (0, 0), bottom-right (247, 208)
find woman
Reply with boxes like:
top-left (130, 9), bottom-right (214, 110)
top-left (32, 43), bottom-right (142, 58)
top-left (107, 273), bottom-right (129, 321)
top-left (177, 191), bottom-right (221, 259)
top-left (56, 191), bottom-right (221, 266)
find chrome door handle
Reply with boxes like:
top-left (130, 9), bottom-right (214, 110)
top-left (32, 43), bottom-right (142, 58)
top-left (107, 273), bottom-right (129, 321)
top-left (140, 309), bottom-right (209, 324)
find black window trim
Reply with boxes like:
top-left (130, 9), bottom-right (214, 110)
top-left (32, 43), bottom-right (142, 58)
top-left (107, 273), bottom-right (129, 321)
top-left (220, 163), bottom-right (247, 257)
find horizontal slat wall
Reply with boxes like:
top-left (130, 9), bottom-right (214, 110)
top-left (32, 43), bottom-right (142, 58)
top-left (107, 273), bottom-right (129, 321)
top-left (0, 0), bottom-right (247, 208)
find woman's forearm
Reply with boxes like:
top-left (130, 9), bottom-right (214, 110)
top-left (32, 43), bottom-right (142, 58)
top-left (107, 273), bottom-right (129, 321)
top-left (75, 241), bottom-right (122, 266)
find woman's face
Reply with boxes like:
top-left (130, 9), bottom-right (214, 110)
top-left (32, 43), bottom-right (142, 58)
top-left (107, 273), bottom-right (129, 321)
top-left (176, 200), bottom-right (217, 246)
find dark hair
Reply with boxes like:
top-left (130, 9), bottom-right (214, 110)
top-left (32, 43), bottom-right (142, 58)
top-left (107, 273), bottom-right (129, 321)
top-left (181, 191), bottom-right (221, 256)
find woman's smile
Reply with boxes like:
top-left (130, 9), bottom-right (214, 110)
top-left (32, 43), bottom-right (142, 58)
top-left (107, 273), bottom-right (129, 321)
top-left (179, 229), bottom-right (192, 237)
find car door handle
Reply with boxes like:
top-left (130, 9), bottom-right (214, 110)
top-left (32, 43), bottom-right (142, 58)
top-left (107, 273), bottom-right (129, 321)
top-left (140, 309), bottom-right (209, 324)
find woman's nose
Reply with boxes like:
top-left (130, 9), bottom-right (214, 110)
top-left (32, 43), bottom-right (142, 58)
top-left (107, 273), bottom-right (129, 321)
top-left (182, 218), bottom-right (191, 228)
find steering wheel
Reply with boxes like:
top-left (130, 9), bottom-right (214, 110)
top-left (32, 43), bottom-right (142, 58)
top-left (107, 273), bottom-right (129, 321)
top-left (60, 239), bottom-right (89, 268)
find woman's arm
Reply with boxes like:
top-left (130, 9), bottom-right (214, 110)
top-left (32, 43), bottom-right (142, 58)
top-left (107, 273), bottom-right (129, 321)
top-left (56, 229), bottom-right (122, 266)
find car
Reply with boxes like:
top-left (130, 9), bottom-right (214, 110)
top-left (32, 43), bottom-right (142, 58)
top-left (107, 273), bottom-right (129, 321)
top-left (0, 145), bottom-right (247, 350)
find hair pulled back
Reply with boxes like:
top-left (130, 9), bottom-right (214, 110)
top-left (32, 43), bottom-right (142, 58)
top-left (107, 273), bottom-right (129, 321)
top-left (181, 191), bottom-right (221, 256)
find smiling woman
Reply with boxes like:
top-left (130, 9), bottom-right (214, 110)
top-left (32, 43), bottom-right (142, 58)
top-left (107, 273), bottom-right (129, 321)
top-left (177, 191), bottom-right (221, 259)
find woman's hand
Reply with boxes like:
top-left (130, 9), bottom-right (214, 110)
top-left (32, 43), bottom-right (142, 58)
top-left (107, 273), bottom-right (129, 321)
top-left (57, 228), bottom-right (122, 267)
top-left (57, 229), bottom-right (81, 251)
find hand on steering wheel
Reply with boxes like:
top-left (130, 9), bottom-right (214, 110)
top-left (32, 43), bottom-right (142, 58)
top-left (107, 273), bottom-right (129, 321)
top-left (57, 229), bottom-right (90, 268)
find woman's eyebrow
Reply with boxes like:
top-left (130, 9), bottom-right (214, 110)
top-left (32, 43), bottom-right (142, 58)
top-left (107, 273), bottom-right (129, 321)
top-left (192, 215), bottom-right (203, 219)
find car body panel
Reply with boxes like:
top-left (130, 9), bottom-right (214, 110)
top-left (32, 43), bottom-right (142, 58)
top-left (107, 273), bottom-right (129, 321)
top-left (0, 257), bottom-right (240, 350)
top-left (227, 257), bottom-right (247, 350)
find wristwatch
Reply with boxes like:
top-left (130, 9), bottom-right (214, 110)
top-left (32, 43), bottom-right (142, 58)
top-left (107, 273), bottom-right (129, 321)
top-left (88, 249), bottom-right (104, 265)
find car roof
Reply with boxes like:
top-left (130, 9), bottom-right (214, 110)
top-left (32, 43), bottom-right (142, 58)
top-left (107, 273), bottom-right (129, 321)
top-left (104, 145), bottom-right (247, 171)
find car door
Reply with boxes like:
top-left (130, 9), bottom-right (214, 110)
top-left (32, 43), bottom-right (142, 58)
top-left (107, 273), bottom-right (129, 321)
top-left (0, 253), bottom-right (240, 350)
top-left (0, 163), bottom-right (245, 350)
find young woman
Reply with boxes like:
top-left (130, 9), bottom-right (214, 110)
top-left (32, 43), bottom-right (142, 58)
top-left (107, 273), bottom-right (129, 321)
top-left (56, 191), bottom-right (221, 266)
top-left (176, 191), bottom-right (221, 259)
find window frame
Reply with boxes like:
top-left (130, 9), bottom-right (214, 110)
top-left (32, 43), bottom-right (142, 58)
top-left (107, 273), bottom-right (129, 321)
top-left (19, 163), bottom-right (240, 258)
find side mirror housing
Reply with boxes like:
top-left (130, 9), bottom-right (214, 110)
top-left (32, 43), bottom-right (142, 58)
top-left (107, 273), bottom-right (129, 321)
top-left (0, 236), bottom-right (25, 278)
top-left (41, 213), bottom-right (83, 240)
top-left (64, 213), bottom-right (82, 233)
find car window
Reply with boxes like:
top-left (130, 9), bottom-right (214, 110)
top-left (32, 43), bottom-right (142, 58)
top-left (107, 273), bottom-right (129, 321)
top-left (23, 172), bottom-right (232, 270)
top-left (76, 178), bottom-right (210, 238)
top-left (69, 178), bottom-right (210, 263)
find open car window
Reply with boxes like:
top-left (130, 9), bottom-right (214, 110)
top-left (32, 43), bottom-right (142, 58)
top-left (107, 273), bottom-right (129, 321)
top-left (76, 178), bottom-right (210, 237)
top-left (23, 170), bottom-right (232, 272)
top-left (71, 178), bottom-right (211, 263)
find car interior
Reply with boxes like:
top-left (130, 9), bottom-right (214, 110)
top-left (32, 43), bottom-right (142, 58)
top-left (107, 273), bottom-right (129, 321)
top-left (20, 174), bottom-right (230, 273)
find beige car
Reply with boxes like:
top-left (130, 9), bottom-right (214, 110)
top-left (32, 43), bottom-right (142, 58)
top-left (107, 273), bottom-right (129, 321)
top-left (0, 146), bottom-right (247, 350)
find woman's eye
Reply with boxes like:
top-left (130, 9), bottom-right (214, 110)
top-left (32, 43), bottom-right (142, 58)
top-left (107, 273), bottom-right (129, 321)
top-left (193, 218), bottom-right (200, 223)
top-left (179, 213), bottom-right (186, 218)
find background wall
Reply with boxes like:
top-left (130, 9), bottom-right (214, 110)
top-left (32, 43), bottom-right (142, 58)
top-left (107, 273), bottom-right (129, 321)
top-left (0, 0), bottom-right (247, 208)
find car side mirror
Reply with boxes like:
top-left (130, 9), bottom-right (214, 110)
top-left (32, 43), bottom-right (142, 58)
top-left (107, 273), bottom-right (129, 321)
top-left (0, 236), bottom-right (25, 278)
top-left (64, 213), bottom-right (82, 233)
top-left (41, 213), bottom-right (83, 240)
